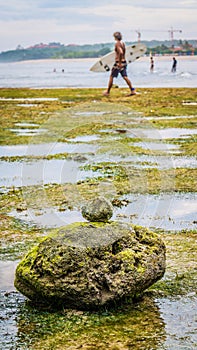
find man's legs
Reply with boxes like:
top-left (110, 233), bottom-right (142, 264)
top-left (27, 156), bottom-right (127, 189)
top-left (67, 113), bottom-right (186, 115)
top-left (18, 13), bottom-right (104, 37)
top-left (103, 75), bottom-right (114, 96)
top-left (123, 76), bottom-right (136, 95)
top-left (103, 67), bottom-right (136, 96)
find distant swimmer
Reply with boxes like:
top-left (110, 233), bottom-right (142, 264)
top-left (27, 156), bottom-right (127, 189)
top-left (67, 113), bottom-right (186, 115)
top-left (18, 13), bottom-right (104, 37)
top-left (171, 57), bottom-right (177, 73)
top-left (150, 56), bottom-right (154, 72)
top-left (103, 31), bottom-right (136, 96)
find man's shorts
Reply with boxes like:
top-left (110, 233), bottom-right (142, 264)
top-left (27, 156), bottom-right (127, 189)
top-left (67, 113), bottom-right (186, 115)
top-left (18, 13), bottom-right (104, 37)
top-left (111, 61), bottom-right (127, 78)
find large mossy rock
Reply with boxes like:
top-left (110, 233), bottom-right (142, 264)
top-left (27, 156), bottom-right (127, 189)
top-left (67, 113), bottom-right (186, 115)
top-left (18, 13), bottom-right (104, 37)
top-left (15, 222), bottom-right (166, 310)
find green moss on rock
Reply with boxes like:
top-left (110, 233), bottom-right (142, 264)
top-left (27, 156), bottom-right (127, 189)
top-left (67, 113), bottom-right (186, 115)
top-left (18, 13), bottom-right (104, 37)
top-left (15, 222), bottom-right (166, 310)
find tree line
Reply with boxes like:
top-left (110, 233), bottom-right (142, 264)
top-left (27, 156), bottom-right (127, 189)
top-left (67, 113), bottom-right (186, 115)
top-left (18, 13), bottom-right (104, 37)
top-left (0, 40), bottom-right (196, 62)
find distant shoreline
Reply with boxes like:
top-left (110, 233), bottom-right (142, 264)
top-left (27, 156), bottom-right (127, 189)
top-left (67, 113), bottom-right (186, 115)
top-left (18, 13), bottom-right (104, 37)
top-left (0, 55), bottom-right (197, 65)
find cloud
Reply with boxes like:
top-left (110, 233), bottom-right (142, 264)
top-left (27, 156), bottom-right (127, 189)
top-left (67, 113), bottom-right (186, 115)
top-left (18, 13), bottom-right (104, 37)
top-left (0, 0), bottom-right (196, 51)
top-left (0, 0), bottom-right (196, 21)
top-left (121, 0), bottom-right (197, 8)
top-left (37, 0), bottom-right (96, 8)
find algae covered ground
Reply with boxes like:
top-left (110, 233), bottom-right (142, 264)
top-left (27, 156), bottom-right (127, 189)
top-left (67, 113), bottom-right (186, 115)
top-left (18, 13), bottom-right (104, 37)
top-left (0, 87), bottom-right (197, 349)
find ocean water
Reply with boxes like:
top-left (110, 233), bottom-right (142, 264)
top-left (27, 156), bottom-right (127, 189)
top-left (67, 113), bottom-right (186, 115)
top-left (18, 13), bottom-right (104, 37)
top-left (0, 56), bottom-right (196, 88)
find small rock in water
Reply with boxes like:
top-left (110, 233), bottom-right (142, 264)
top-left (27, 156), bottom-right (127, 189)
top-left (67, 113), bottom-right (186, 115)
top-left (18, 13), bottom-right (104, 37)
top-left (81, 196), bottom-right (113, 222)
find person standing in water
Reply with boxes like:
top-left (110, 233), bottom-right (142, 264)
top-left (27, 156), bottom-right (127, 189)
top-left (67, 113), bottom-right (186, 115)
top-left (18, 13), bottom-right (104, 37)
top-left (103, 32), bottom-right (136, 96)
top-left (150, 56), bottom-right (154, 72)
top-left (171, 57), bottom-right (177, 72)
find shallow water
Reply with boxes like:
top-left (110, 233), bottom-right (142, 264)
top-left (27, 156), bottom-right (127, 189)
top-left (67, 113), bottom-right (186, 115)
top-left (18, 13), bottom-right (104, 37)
top-left (133, 141), bottom-right (179, 151)
top-left (128, 127), bottom-right (197, 140)
top-left (9, 208), bottom-right (85, 228)
top-left (9, 192), bottom-right (197, 232)
top-left (69, 135), bottom-right (100, 142)
top-left (0, 141), bottom-right (98, 157)
top-left (0, 261), bottom-right (19, 291)
top-left (0, 286), bottom-right (196, 350)
top-left (10, 127), bottom-right (47, 136)
top-left (114, 192), bottom-right (197, 231)
top-left (1, 151), bottom-right (196, 195)
top-left (157, 296), bottom-right (197, 350)
top-left (145, 115), bottom-right (197, 121)
top-left (90, 152), bottom-right (197, 169)
top-left (0, 56), bottom-right (197, 88)
top-left (0, 158), bottom-right (102, 188)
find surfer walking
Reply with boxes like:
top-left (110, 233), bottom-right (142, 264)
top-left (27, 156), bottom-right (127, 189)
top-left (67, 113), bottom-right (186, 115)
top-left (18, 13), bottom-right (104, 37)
top-left (103, 32), bottom-right (136, 96)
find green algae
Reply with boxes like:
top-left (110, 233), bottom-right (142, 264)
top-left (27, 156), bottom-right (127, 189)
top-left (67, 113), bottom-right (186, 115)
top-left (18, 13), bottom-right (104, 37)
top-left (0, 165), bottom-right (196, 221)
top-left (0, 87), bottom-right (197, 349)
top-left (149, 230), bottom-right (197, 297)
top-left (0, 214), bottom-right (45, 260)
top-left (81, 163), bottom-right (197, 194)
top-left (0, 152), bottom-right (72, 162)
top-left (15, 294), bottom-right (166, 350)
top-left (149, 270), bottom-right (196, 297)
top-left (124, 87), bottom-right (197, 117)
top-left (2, 286), bottom-right (195, 350)
top-left (0, 87), bottom-right (196, 145)
top-left (98, 138), bottom-right (154, 156)
top-left (179, 135), bottom-right (197, 156)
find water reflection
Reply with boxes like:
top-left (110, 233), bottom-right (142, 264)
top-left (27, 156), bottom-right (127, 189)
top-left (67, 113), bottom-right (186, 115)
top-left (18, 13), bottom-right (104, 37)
top-left (114, 192), bottom-right (197, 231)
top-left (0, 261), bottom-right (18, 291)
top-left (9, 207), bottom-right (85, 228)
top-left (0, 142), bottom-right (98, 157)
top-left (128, 127), bottom-right (197, 140)
top-left (9, 192), bottom-right (197, 232)
top-left (0, 158), bottom-right (102, 188)
top-left (158, 296), bottom-right (197, 350)
top-left (0, 292), bottom-right (166, 350)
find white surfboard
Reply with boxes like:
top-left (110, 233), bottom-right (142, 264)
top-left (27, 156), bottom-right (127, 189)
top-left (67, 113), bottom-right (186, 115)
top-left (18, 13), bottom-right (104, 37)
top-left (90, 43), bottom-right (146, 73)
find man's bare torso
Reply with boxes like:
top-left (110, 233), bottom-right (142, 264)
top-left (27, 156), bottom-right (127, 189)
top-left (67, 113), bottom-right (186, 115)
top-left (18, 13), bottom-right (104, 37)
top-left (115, 41), bottom-right (126, 62)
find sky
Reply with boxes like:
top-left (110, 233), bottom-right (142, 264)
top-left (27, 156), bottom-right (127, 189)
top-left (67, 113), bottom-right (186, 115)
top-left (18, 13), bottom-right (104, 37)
top-left (0, 0), bottom-right (196, 52)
